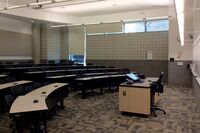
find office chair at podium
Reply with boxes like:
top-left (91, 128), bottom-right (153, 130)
top-left (150, 72), bottom-right (166, 117)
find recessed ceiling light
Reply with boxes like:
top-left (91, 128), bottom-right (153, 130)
top-left (31, 20), bottom-right (35, 23)
top-left (51, 24), bottom-right (66, 28)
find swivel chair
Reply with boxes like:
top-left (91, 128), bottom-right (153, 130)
top-left (11, 85), bottom-right (26, 99)
top-left (150, 72), bottom-right (166, 117)
top-left (25, 85), bottom-right (34, 93)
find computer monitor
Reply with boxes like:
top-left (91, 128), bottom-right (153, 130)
top-left (126, 73), bottom-right (140, 82)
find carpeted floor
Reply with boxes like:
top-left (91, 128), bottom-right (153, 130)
top-left (1, 86), bottom-right (200, 133)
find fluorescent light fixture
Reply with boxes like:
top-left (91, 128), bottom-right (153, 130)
top-left (53, 0), bottom-right (73, 2)
top-left (174, 0), bottom-right (185, 46)
top-left (6, 4), bottom-right (28, 9)
top-left (29, 1), bottom-right (53, 6)
top-left (51, 24), bottom-right (66, 27)
top-left (67, 24), bottom-right (82, 27)
top-left (0, 8), bottom-right (5, 11)
top-left (42, 0), bottom-right (107, 9)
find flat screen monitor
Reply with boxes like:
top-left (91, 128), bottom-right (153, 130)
top-left (126, 73), bottom-right (140, 81)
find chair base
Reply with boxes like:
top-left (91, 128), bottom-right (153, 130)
top-left (151, 106), bottom-right (166, 117)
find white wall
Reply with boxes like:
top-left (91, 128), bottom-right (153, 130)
top-left (86, 22), bottom-right (122, 34)
top-left (168, 6), bottom-right (193, 61)
top-left (1, 6), bottom-right (168, 25)
top-left (82, 8), bottom-right (169, 24)
top-left (0, 16), bottom-right (32, 34)
top-left (68, 26), bottom-right (85, 55)
top-left (1, 8), bottom-right (80, 24)
top-left (193, 9), bottom-right (200, 75)
top-left (0, 16), bottom-right (32, 60)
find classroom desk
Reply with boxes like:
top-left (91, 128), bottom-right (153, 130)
top-left (75, 74), bottom-right (127, 98)
top-left (24, 70), bottom-right (69, 81)
top-left (10, 83), bottom-right (68, 113)
top-left (0, 74), bottom-right (8, 78)
top-left (5, 65), bottom-right (76, 76)
top-left (45, 74), bottom-right (77, 84)
top-left (0, 80), bottom-right (33, 112)
top-left (0, 80), bottom-right (32, 91)
top-left (10, 83), bottom-right (68, 133)
top-left (0, 75), bottom-right (8, 81)
top-left (119, 77), bottom-right (158, 115)
top-left (82, 72), bottom-right (105, 77)
top-left (6, 64), bottom-right (99, 72)
top-left (86, 68), bottom-right (120, 73)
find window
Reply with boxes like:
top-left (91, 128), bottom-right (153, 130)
top-left (124, 22), bottom-right (145, 33)
top-left (124, 19), bottom-right (169, 33)
top-left (69, 54), bottom-right (84, 64)
top-left (146, 20), bottom-right (169, 32)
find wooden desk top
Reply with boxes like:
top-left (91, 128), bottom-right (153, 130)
top-left (120, 77), bottom-right (158, 88)
top-left (10, 83), bottom-right (68, 114)
top-left (10, 96), bottom-right (47, 114)
top-left (0, 80), bottom-right (32, 90)
top-left (26, 83), bottom-right (68, 97)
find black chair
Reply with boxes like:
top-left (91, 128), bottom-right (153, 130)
top-left (7, 93), bottom-right (44, 133)
top-left (34, 82), bottom-right (42, 89)
top-left (43, 82), bottom-right (51, 86)
top-left (150, 72), bottom-right (166, 117)
top-left (25, 86), bottom-right (34, 93)
top-left (4, 95), bottom-right (14, 112)
top-left (11, 85), bottom-right (26, 98)
top-left (4, 77), bottom-right (16, 83)
top-left (0, 79), bottom-right (4, 84)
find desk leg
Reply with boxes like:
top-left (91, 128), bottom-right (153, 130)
top-left (100, 88), bottom-right (103, 95)
top-left (59, 99), bottom-right (65, 109)
top-left (42, 112), bottom-right (47, 133)
top-left (82, 88), bottom-right (86, 99)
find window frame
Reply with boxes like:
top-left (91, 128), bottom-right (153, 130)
top-left (124, 20), bottom-right (146, 33)
top-left (124, 18), bottom-right (169, 33)
top-left (145, 19), bottom-right (169, 32)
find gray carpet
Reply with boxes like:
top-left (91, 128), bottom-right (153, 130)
top-left (1, 86), bottom-right (200, 133)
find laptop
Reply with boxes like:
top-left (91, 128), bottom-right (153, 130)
top-left (126, 73), bottom-right (144, 83)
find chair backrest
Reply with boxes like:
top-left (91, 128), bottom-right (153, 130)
top-left (157, 72), bottom-right (164, 84)
top-left (151, 72), bottom-right (164, 94)
top-left (43, 82), bottom-right (51, 86)
top-left (0, 79), bottom-right (4, 84)
top-left (156, 72), bottom-right (164, 93)
top-left (11, 85), bottom-right (25, 98)
top-left (25, 85), bottom-right (34, 93)
top-left (4, 95), bottom-right (14, 108)
top-left (34, 82), bottom-right (42, 89)
top-left (5, 77), bottom-right (16, 83)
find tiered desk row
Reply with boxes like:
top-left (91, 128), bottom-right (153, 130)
top-left (0, 62), bottom-right (129, 132)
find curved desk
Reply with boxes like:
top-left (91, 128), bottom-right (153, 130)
top-left (10, 83), bottom-right (68, 133)
top-left (0, 80), bottom-right (32, 91)
top-left (0, 80), bottom-right (33, 112)
top-left (10, 83), bottom-right (68, 114)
